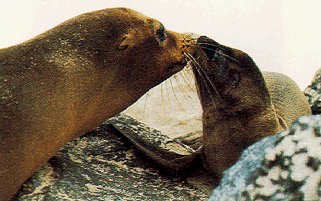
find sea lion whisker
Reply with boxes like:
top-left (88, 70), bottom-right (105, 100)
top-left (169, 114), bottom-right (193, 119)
top-left (195, 64), bottom-right (222, 103)
top-left (184, 53), bottom-right (218, 107)
top-left (165, 78), bottom-right (173, 109)
top-left (183, 33), bottom-right (192, 41)
top-left (196, 42), bottom-right (227, 51)
top-left (199, 46), bottom-right (239, 63)
top-left (184, 61), bottom-right (193, 73)
top-left (185, 52), bottom-right (221, 101)
top-left (222, 87), bottom-right (232, 95)
top-left (192, 65), bottom-right (218, 107)
top-left (216, 51), bottom-right (239, 63)
top-left (174, 74), bottom-right (193, 101)
top-left (180, 68), bottom-right (196, 92)
top-left (161, 84), bottom-right (165, 110)
top-left (169, 76), bottom-right (183, 109)
top-left (143, 92), bottom-right (149, 116)
top-left (183, 33), bottom-right (197, 42)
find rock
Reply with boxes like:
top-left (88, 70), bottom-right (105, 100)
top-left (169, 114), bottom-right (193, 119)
top-left (208, 129), bottom-right (282, 200)
top-left (209, 115), bottom-right (321, 201)
top-left (108, 114), bottom-right (200, 175)
top-left (304, 68), bottom-right (321, 114)
top-left (15, 122), bottom-right (209, 201)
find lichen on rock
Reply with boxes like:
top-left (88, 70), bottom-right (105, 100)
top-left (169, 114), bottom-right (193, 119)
top-left (304, 68), bottom-right (321, 114)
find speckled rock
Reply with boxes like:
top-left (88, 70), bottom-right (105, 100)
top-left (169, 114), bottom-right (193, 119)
top-left (208, 129), bottom-right (281, 201)
top-left (304, 68), bottom-right (321, 114)
top-left (15, 121), bottom-right (208, 201)
top-left (242, 115), bottom-right (321, 200)
top-left (209, 115), bottom-right (321, 201)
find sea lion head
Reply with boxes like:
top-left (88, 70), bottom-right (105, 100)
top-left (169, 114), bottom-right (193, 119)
top-left (191, 36), bottom-right (271, 116)
top-left (21, 7), bottom-right (196, 119)
top-left (189, 36), bottom-right (279, 176)
top-left (30, 7), bottom-right (196, 128)
top-left (55, 8), bottom-right (195, 100)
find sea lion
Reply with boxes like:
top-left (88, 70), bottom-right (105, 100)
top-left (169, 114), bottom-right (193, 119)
top-left (0, 8), bottom-right (195, 200)
top-left (109, 36), bottom-right (311, 180)
top-left (190, 36), bottom-right (311, 176)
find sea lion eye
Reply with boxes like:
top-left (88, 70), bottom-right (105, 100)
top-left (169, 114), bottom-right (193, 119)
top-left (155, 24), bottom-right (167, 45)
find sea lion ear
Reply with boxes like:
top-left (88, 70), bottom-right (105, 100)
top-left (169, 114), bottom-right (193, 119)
top-left (118, 34), bottom-right (130, 50)
top-left (118, 30), bottom-right (136, 50)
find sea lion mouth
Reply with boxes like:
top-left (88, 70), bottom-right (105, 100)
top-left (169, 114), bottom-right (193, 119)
top-left (186, 36), bottom-right (241, 108)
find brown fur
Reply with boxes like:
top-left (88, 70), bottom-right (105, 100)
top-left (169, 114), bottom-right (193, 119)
top-left (193, 36), bottom-right (311, 176)
top-left (0, 8), bottom-right (194, 200)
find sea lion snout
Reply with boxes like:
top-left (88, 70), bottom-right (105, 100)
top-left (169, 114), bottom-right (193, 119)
top-left (196, 36), bottom-right (224, 61)
top-left (191, 36), bottom-right (243, 109)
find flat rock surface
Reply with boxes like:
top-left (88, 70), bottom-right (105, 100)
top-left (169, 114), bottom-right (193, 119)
top-left (15, 123), bottom-right (209, 201)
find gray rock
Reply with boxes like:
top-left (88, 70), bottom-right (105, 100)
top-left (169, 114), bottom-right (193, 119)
top-left (208, 128), bottom-right (282, 201)
top-left (304, 68), bottom-right (321, 114)
top-left (15, 122), bottom-right (208, 201)
top-left (209, 115), bottom-right (321, 201)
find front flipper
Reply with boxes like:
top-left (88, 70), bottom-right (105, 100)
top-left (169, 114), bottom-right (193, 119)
top-left (107, 114), bottom-right (201, 175)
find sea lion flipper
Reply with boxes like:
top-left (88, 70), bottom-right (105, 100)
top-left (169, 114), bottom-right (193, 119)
top-left (107, 113), bottom-right (201, 175)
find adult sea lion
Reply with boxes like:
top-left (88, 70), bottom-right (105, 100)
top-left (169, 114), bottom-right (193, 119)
top-left (0, 8), bottom-right (195, 200)
top-left (109, 36), bottom-right (311, 180)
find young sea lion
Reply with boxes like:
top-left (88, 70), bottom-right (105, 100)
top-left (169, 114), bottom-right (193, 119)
top-left (109, 36), bottom-right (311, 181)
top-left (0, 8), bottom-right (195, 200)
top-left (190, 36), bottom-right (311, 176)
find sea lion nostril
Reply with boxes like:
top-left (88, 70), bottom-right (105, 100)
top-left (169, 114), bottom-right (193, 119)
top-left (197, 36), bottom-right (211, 44)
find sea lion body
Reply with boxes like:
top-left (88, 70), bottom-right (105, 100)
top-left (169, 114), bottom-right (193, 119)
top-left (0, 8), bottom-right (194, 200)
top-left (193, 36), bottom-right (311, 176)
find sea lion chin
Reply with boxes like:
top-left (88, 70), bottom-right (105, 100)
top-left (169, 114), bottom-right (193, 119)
top-left (191, 36), bottom-right (311, 176)
top-left (0, 8), bottom-right (195, 200)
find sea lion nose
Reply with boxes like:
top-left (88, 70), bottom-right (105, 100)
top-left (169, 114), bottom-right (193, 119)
top-left (196, 36), bottom-right (225, 62)
top-left (183, 32), bottom-right (200, 40)
top-left (197, 36), bottom-right (221, 47)
top-left (197, 36), bottom-right (210, 43)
